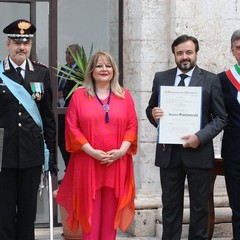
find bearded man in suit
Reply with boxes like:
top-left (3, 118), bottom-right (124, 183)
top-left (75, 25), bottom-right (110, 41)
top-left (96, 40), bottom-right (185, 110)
top-left (146, 34), bottom-right (227, 239)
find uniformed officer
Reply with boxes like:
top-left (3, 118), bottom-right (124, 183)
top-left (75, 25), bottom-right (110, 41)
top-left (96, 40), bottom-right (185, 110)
top-left (0, 19), bottom-right (57, 240)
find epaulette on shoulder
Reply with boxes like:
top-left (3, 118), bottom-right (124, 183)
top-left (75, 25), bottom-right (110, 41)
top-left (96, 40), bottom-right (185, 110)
top-left (32, 60), bottom-right (48, 69)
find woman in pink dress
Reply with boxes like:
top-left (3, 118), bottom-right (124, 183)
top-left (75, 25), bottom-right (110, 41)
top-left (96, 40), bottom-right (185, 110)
top-left (56, 50), bottom-right (138, 240)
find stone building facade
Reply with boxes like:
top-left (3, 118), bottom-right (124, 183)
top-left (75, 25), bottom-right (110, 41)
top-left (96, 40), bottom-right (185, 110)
top-left (122, 0), bottom-right (240, 238)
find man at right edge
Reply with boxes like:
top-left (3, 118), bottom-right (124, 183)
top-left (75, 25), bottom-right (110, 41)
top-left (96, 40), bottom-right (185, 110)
top-left (218, 29), bottom-right (240, 240)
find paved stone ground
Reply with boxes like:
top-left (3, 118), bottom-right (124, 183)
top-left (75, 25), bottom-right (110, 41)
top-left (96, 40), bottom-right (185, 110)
top-left (35, 227), bottom-right (157, 239)
top-left (35, 227), bottom-right (232, 240)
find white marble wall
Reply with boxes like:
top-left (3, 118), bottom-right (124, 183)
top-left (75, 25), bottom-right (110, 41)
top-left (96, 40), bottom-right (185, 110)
top-left (122, 0), bottom-right (240, 236)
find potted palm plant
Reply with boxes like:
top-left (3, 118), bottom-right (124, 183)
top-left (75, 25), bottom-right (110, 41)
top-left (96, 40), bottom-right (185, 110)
top-left (53, 189), bottom-right (82, 240)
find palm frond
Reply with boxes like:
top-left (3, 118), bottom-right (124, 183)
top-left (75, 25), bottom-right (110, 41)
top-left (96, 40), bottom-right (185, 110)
top-left (53, 44), bottom-right (93, 100)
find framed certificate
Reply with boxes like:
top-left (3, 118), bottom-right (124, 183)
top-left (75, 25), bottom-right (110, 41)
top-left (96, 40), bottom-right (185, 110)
top-left (158, 86), bottom-right (202, 144)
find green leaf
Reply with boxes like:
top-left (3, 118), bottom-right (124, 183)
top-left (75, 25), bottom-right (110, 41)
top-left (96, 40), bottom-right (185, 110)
top-left (52, 43), bottom-right (93, 100)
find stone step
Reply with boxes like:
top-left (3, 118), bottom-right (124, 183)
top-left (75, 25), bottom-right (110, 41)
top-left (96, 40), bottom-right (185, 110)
top-left (35, 226), bottom-right (233, 239)
top-left (156, 207), bottom-right (232, 224)
top-left (35, 204), bottom-right (233, 239)
top-left (35, 227), bottom-right (158, 239)
top-left (155, 222), bottom-right (233, 239)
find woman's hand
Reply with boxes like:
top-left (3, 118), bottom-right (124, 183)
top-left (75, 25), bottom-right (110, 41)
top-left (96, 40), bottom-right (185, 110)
top-left (92, 149), bottom-right (121, 166)
top-left (103, 149), bottom-right (122, 166)
top-left (87, 148), bottom-right (119, 166)
top-left (92, 149), bottom-right (122, 166)
top-left (91, 149), bottom-right (111, 162)
top-left (81, 143), bottom-right (111, 163)
top-left (81, 143), bottom-right (129, 166)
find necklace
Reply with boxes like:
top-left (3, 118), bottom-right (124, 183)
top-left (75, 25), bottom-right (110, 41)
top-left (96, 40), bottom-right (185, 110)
top-left (94, 88), bottom-right (112, 123)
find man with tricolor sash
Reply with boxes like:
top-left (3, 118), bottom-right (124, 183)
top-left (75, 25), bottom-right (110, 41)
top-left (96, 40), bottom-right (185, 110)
top-left (218, 29), bottom-right (240, 240)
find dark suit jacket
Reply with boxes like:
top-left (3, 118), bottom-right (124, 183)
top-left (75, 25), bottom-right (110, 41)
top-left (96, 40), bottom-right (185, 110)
top-left (0, 57), bottom-right (56, 169)
top-left (58, 64), bottom-right (79, 107)
top-left (218, 71), bottom-right (240, 162)
top-left (146, 66), bottom-right (227, 169)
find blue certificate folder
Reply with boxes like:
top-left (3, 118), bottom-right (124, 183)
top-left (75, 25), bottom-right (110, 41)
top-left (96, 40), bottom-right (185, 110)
top-left (157, 86), bottom-right (202, 144)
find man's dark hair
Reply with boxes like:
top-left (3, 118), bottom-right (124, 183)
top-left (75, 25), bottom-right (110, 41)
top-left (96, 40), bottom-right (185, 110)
top-left (171, 34), bottom-right (199, 53)
top-left (231, 30), bottom-right (240, 48)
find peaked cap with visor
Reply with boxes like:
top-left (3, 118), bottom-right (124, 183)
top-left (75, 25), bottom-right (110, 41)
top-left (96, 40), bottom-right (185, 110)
top-left (3, 19), bottom-right (36, 42)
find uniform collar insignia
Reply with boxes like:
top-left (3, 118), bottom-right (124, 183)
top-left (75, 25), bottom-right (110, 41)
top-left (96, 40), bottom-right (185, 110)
top-left (3, 57), bottom-right (34, 72)
top-left (27, 58), bottom-right (34, 71)
top-left (3, 57), bottom-right (10, 71)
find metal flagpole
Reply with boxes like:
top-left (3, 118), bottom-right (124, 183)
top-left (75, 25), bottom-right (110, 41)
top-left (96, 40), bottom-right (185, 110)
top-left (48, 171), bottom-right (54, 240)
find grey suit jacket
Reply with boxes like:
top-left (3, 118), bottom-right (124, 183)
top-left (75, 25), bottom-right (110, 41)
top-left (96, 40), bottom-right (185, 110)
top-left (146, 66), bottom-right (228, 169)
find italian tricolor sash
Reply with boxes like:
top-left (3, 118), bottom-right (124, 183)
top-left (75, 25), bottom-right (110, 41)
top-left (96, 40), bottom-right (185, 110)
top-left (226, 64), bottom-right (240, 91)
